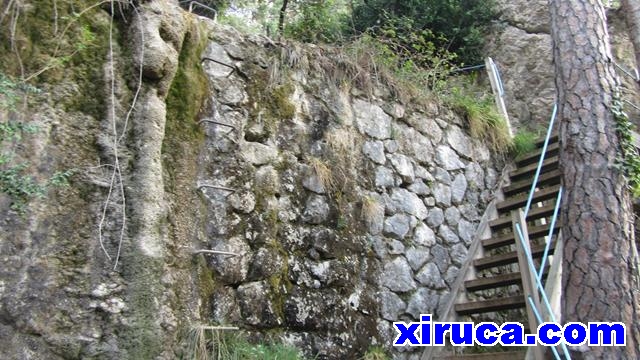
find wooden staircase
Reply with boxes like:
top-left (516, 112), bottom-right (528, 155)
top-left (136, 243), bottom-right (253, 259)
top-left (426, 134), bottom-right (563, 360)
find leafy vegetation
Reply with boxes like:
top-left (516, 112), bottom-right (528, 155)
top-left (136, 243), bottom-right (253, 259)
top-left (183, 328), bottom-right (303, 360)
top-left (446, 85), bottom-right (512, 153)
top-left (613, 96), bottom-right (640, 196)
top-left (511, 130), bottom-right (539, 157)
top-left (360, 345), bottom-right (389, 360)
top-left (350, 0), bottom-right (497, 64)
top-left (284, 0), bottom-right (349, 43)
top-left (0, 72), bottom-right (74, 212)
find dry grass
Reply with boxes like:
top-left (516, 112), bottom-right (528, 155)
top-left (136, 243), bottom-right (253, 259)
top-left (447, 90), bottom-right (512, 153)
top-left (308, 156), bottom-right (334, 193)
top-left (183, 326), bottom-right (231, 360)
top-left (361, 196), bottom-right (383, 225)
top-left (269, 36), bottom-right (428, 104)
top-left (325, 128), bottom-right (357, 156)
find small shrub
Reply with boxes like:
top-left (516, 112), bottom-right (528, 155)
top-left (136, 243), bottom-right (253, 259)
top-left (183, 328), bottom-right (303, 360)
top-left (0, 73), bottom-right (72, 212)
top-left (511, 130), bottom-right (538, 157)
top-left (361, 196), bottom-right (383, 225)
top-left (284, 0), bottom-right (348, 44)
top-left (447, 87), bottom-right (512, 153)
top-left (360, 346), bottom-right (389, 360)
top-left (308, 157), bottom-right (334, 193)
top-left (351, 0), bottom-right (497, 64)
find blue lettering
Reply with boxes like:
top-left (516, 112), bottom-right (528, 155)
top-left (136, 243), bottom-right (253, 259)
top-left (588, 322), bottom-right (626, 346)
top-left (420, 315), bottom-right (432, 345)
top-left (434, 323), bottom-right (451, 345)
top-left (393, 322), bottom-right (420, 346)
top-left (500, 322), bottom-right (524, 345)
top-left (475, 322), bottom-right (499, 346)
top-left (450, 323), bottom-right (474, 345)
top-left (538, 322), bottom-right (561, 345)
top-left (563, 323), bottom-right (587, 346)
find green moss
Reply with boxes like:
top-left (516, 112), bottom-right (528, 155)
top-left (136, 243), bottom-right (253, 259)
top-left (0, 1), bottom-right (112, 119)
top-left (265, 239), bottom-right (292, 320)
top-left (120, 255), bottom-right (165, 359)
top-left (163, 20), bottom-right (209, 167)
top-left (245, 69), bottom-right (296, 136)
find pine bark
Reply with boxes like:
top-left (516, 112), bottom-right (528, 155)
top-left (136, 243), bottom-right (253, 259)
top-left (549, 0), bottom-right (640, 358)
top-left (621, 0), bottom-right (640, 72)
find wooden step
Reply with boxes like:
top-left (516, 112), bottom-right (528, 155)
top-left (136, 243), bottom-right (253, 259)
top-left (465, 272), bottom-right (522, 292)
top-left (490, 204), bottom-right (557, 232)
top-left (503, 169), bottom-right (561, 196)
top-left (496, 185), bottom-right (561, 214)
top-left (455, 295), bottom-right (525, 315)
top-left (465, 265), bottom-right (550, 292)
top-left (509, 156), bottom-right (559, 181)
top-left (516, 141), bottom-right (560, 167)
top-left (436, 351), bottom-right (527, 360)
top-left (474, 242), bottom-right (556, 270)
top-left (482, 222), bottom-right (560, 250)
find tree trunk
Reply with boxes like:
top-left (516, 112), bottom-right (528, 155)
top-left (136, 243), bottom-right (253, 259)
top-left (549, 0), bottom-right (640, 358)
top-left (278, 0), bottom-right (289, 35)
top-left (621, 0), bottom-right (640, 74)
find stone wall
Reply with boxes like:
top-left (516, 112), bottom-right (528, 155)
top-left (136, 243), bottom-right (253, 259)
top-left (198, 24), bottom-right (504, 359)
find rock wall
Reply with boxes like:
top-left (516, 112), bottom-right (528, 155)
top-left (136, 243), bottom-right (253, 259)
top-left (199, 25), bottom-right (503, 359)
top-left (486, 0), bottom-right (640, 129)
top-left (0, 2), bottom-right (508, 359)
top-left (0, 1), bottom-right (208, 359)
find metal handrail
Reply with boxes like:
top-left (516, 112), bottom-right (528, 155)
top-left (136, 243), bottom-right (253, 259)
top-left (488, 58), bottom-right (505, 97)
top-left (185, 1), bottom-right (218, 21)
top-left (538, 186), bottom-right (563, 281)
top-left (527, 296), bottom-right (563, 360)
top-left (515, 222), bottom-right (572, 359)
top-left (624, 99), bottom-right (640, 112)
top-left (524, 103), bottom-right (558, 217)
top-left (614, 61), bottom-right (640, 82)
top-left (514, 102), bottom-right (571, 359)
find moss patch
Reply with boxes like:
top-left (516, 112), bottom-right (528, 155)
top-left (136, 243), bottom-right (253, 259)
top-left (0, 1), bottom-right (112, 119)
top-left (162, 20), bottom-right (209, 169)
top-left (245, 68), bottom-right (296, 136)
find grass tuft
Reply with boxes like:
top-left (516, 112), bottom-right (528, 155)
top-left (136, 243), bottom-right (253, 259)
top-left (361, 196), bottom-right (383, 226)
top-left (511, 130), bottom-right (538, 157)
top-left (446, 88), bottom-right (512, 153)
top-left (308, 157), bottom-right (334, 193)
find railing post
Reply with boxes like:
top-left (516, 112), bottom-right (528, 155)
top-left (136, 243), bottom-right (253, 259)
top-left (485, 57), bottom-right (513, 138)
top-left (512, 209), bottom-right (545, 360)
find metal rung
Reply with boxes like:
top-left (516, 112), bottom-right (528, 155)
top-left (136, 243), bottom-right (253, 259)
top-left (185, 1), bottom-right (218, 21)
top-left (193, 249), bottom-right (239, 256)
top-left (197, 183), bottom-right (236, 195)
top-left (198, 119), bottom-right (237, 131)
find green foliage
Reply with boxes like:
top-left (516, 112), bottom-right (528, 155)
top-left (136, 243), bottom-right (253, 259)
top-left (511, 130), bottom-right (538, 157)
top-left (340, 31), bottom-right (456, 101)
top-left (0, 73), bottom-right (40, 110)
top-left (446, 86), bottom-right (512, 153)
top-left (227, 336), bottom-right (302, 360)
top-left (183, 329), bottom-right (303, 360)
top-left (284, 0), bottom-right (348, 43)
top-left (0, 73), bottom-right (72, 212)
top-left (370, 15), bottom-right (458, 89)
top-left (613, 96), bottom-right (640, 196)
top-left (351, 0), bottom-right (497, 64)
top-left (360, 346), bottom-right (389, 360)
top-left (48, 169), bottom-right (75, 187)
top-left (0, 162), bottom-right (46, 211)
